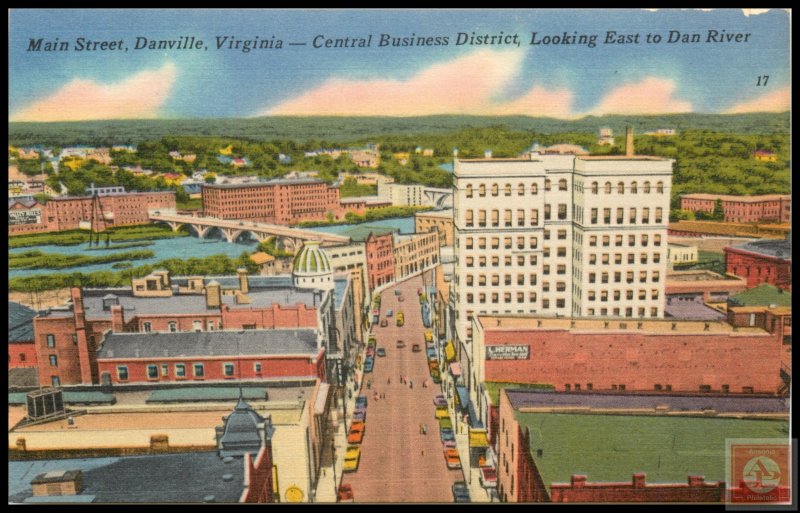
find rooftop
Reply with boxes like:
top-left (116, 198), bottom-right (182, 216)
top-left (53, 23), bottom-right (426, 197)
top-left (332, 275), bottom-right (350, 310)
top-left (728, 283), bottom-right (792, 308)
top-left (9, 451), bottom-right (245, 503)
top-left (729, 238), bottom-right (791, 261)
top-left (8, 301), bottom-right (36, 343)
top-left (8, 197), bottom-right (39, 209)
top-left (681, 193), bottom-right (790, 202)
top-left (505, 389), bottom-right (790, 414)
top-left (515, 411), bottom-right (788, 488)
top-left (416, 208), bottom-right (453, 218)
top-left (97, 329), bottom-right (320, 360)
top-left (339, 224), bottom-right (398, 242)
top-left (203, 177), bottom-right (326, 189)
top-left (476, 315), bottom-right (767, 335)
top-left (666, 270), bottom-right (742, 283)
top-left (664, 299), bottom-right (726, 321)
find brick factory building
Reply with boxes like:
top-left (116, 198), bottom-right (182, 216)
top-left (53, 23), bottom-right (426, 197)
top-left (8, 302), bottom-right (38, 369)
top-left (340, 225), bottom-right (397, 290)
top-left (468, 314), bottom-right (787, 430)
top-left (202, 178), bottom-right (370, 224)
top-left (495, 389), bottom-right (789, 503)
top-left (680, 193), bottom-right (791, 224)
top-left (725, 238), bottom-right (792, 291)
top-left (8, 190), bottom-right (175, 235)
top-left (31, 269), bottom-right (349, 387)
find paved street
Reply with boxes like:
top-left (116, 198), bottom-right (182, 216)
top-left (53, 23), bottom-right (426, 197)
top-left (341, 275), bottom-right (463, 503)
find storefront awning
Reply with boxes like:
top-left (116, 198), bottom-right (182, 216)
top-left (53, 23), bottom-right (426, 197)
top-left (449, 363), bottom-right (461, 377)
top-left (467, 400), bottom-right (484, 429)
top-left (455, 385), bottom-right (469, 408)
top-left (469, 429), bottom-right (489, 448)
top-left (444, 340), bottom-right (456, 362)
top-left (479, 466), bottom-right (498, 488)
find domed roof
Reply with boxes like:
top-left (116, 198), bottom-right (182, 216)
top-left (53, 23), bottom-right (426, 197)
top-left (217, 394), bottom-right (265, 456)
top-left (293, 241), bottom-right (332, 275)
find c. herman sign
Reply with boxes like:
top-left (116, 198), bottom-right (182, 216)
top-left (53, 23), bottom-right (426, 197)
top-left (486, 345), bottom-right (530, 360)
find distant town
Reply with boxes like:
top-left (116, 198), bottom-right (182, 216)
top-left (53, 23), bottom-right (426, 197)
top-left (8, 124), bottom-right (791, 504)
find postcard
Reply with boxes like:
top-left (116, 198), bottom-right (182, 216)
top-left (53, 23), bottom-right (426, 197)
top-left (8, 8), bottom-right (792, 505)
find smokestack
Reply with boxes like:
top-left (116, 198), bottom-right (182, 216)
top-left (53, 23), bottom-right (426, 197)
top-left (206, 281), bottom-right (222, 309)
top-left (626, 126), bottom-right (634, 157)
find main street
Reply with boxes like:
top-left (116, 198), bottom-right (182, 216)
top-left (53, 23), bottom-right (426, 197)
top-left (341, 275), bottom-right (463, 503)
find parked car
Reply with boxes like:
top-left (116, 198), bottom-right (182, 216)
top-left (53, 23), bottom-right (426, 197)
top-left (380, 319), bottom-right (388, 327)
top-left (337, 484), bottom-right (355, 502)
top-left (426, 347), bottom-right (437, 359)
top-left (347, 421), bottom-right (365, 444)
top-left (386, 309), bottom-right (393, 317)
top-left (433, 395), bottom-right (447, 408)
top-left (412, 344), bottom-right (422, 352)
top-left (444, 448), bottom-right (462, 469)
top-left (452, 482), bottom-right (470, 503)
top-left (356, 395), bottom-right (368, 409)
top-left (364, 357), bottom-right (374, 373)
top-left (438, 417), bottom-right (452, 430)
top-left (396, 340), bottom-right (406, 349)
top-left (343, 446), bottom-right (361, 472)
top-left (366, 347), bottom-right (375, 358)
top-left (376, 348), bottom-right (386, 357)
top-left (440, 427), bottom-right (455, 442)
top-left (443, 439), bottom-right (457, 449)
top-left (424, 331), bottom-right (433, 343)
top-left (435, 407), bottom-right (449, 419)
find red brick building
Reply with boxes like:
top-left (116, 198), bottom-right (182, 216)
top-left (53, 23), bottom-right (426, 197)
top-left (340, 225), bottom-right (397, 290)
top-left (8, 190), bottom-right (176, 235)
top-left (32, 271), bottom-right (336, 387)
top-left (96, 329), bottom-right (326, 385)
top-left (725, 239), bottom-right (792, 291)
top-left (680, 194), bottom-right (791, 223)
top-left (495, 389), bottom-right (789, 503)
top-left (202, 178), bottom-right (364, 224)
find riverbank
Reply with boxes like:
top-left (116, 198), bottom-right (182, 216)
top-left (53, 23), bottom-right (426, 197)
top-left (9, 249), bottom-right (155, 271)
top-left (9, 224), bottom-right (188, 249)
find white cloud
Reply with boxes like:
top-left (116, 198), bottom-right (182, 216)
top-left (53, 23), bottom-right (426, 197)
top-left (587, 77), bottom-right (692, 116)
top-left (11, 63), bottom-right (177, 122)
top-left (724, 87), bottom-right (790, 114)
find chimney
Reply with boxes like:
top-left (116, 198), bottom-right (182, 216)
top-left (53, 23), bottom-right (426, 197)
top-left (625, 126), bottom-right (634, 157)
top-left (237, 268), bottom-right (249, 294)
top-left (206, 281), bottom-right (222, 309)
top-left (688, 476), bottom-right (705, 487)
top-left (111, 305), bottom-right (125, 332)
top-left (571, 475), bottom-right (587, 488)
top-left (632, 473), bottom-right (646, 489)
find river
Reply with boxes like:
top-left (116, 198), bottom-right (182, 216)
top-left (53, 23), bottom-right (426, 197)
top-left (8, 217), bottom-right (416, 279)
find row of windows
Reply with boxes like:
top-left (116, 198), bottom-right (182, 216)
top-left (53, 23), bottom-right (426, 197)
top-left (465, 254), bottom-right (555, 268)
top-left (586, 289), bottom-right (660, 301)
top-left (589, 234), bottom-right (662, 247)
top-left (585, 181), bottom-right (665, 194)
top-left (44, 333), bottom-right (79, 348)
top-left (118, 361), bottom-right (265, 381)
top-left (585, 307), bottom-right (660, 317)
top-left (463, 292), bottom-right (568, 309)
top-left (464, 208), bottom-right (561, 227)
top-left (464, 274), bottom-right (546, 287)
top-left (587, 253), bottom-right (662, 268)
top-left (465, 181), bottom-right (558, 198)
top-left (589, 207), bottom-right (663, 225)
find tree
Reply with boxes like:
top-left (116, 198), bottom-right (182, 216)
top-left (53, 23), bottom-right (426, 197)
top-left (711, 199), bottom-right (725, 221)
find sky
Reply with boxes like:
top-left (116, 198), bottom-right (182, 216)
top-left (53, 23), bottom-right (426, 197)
top-left (8, 8), bottom-right (791, 121)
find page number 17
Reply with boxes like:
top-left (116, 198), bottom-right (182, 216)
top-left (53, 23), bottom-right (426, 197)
top-left (756, 75), bottom-right (769, 86)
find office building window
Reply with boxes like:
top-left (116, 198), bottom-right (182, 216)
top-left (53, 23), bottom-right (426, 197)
top-left (147, 365), bottom-right (158, 379)
top-left (194, 363), bottom-right (205, 377)
top-left (117, 366), bottom-right (129, 381)
top-left (224, 363), bottom-right (235, 376)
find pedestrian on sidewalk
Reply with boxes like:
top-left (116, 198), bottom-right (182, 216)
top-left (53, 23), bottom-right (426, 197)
top-left (423, 423), bottom-right (427, 435)
top-left (409, 380), bottom-right (413, 389)
top-left (421, 449), bottom-right (425, 456)
top-left (387, 377), bottom-right (391, 385)
top-left (419, 423), bottom-right (423, 434)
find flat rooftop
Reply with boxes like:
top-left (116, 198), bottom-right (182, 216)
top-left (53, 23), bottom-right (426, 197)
top-left (666, 270), bottom-right (742, 283)
top-left (730, 238), bottom-right (791, 260)
top-left (728, 283), bottom-right (792, 307)
top-left (97, 329), bottom-right (319, 359)
top-left (516, 411), bottom-right (788, 487)
top-left (476, 315), bottom-right (767, 335)
top-left (681, 193), bottom-right (790, 202)
top-left (664, 300), bottom-right (726, 321)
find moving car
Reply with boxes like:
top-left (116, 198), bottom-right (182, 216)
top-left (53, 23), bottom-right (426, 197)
top-left (440, 427), bottom-right (455, 442)
top-left (380, 319), bottom-right (388, 327)
top-left (431, 373), bottom-right (442, 385)
top-left (435, 407), bottom-right (449, 419)
top-left (412, 344), bottom-right (422, 352)
top-left (386, 309), bottom-right (393, 317)
top-left (433, 395), bottom-right (447, 408)
top-left (396, 340), bottom-right (406, 349)
top-left (452, 482), bottom-right (470, 503)
top-left (356, 395), bottom-right (368, 409)
top-left (376, 348), bottom-right (386, 357)
top-left (347, 421), bottom-right (365, 444)
top-left (343, 446), bottom-right (361, 472)
top-left (444, 448), bottom-right (462, 469)
top-left (396, 312), bottom-right (404, 327)
top-left (353, 409), bottom-right (366, 422)
top-left (426, 347), bottom-right (437, 359)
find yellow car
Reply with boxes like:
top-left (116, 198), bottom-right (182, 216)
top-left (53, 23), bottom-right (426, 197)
top-left (424, 331), bottom-right (433, 343)
top-left (435, 407), bottom-right (449, 419)
top-left (396, 312), bottom-right (405, 327)
top-left (343, 446), bottom-right (361, 472)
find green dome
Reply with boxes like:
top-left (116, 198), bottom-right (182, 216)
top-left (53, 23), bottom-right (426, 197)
top-left (293, 241), bottom-right (332, 275)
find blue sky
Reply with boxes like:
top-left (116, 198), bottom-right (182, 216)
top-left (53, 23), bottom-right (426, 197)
top-left (8, 9), bottom-right (791, 121)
